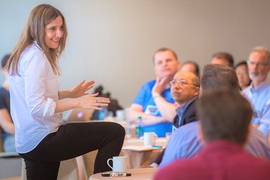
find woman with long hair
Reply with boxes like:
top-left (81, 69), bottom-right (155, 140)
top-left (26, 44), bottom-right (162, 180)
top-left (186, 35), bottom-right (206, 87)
top-left (6, 4), bottom-right (125, 179)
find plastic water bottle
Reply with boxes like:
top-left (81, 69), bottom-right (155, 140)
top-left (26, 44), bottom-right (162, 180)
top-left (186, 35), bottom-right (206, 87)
top-left (135, 116), bottom-right (144, 138)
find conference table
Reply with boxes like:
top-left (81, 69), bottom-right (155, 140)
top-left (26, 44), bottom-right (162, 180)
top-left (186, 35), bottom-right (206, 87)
top-left (100, 120), bottom-right (167, 169)
top-left (121, 137), bottom-right (166, 169)
top-left (89, 168), bottom-right (157, 180)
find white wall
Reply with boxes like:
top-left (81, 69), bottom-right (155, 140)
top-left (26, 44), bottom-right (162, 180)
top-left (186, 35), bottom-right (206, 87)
top-left (0, 0), bottom-right (270, 108)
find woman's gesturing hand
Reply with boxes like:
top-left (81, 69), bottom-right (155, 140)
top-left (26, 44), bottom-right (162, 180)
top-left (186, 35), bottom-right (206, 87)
top-left (69, 80), bottom-right (95, 98)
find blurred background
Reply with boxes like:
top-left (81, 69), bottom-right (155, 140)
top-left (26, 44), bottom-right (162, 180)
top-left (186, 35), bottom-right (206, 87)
top-left (0, 0), bottom-right (270, 108)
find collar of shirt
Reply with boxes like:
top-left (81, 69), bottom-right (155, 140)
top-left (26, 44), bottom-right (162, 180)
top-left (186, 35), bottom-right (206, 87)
top-left (34, 40), bottom-right (44, 53)
top-left (250, 81), bottom-right (270, 94)
top-left (175, 97), bottom-right (196, 116)
top-left (175, 97), bottom-right (197, 126)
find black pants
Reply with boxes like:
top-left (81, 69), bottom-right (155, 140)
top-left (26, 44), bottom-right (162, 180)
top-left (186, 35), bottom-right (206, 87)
top-left (19, 122), bottom-right (125, 180)
top-left (153, 148), bottom-right (165, 165)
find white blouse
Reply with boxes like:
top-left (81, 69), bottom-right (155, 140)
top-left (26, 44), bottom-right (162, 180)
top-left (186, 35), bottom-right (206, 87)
top-left (8, 42), bottom-right (64, 153)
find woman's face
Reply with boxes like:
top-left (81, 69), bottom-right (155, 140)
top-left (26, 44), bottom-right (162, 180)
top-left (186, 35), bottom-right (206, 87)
top-left (44, 16), bottom-right (63, 49)
top-left (236, 64), bottom-right (251, 90)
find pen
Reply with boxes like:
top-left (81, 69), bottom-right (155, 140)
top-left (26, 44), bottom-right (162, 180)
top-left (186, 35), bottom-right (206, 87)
top-left (110, 172), bottom-right (132, 177)
top-left (152, 145), bottom-right (162, 148)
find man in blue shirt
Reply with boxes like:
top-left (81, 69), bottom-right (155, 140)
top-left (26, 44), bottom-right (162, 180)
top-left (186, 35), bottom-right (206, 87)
top-left (242, 46), bottom-right (270, 141)
top-left (128, 48), bottom-right (180, 137)
top-left (160, 64), bottom-right (270, 168)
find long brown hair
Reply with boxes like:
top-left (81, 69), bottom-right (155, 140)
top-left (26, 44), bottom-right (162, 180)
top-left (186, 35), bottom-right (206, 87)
top-left (6, 4), bottom-right (68, 75)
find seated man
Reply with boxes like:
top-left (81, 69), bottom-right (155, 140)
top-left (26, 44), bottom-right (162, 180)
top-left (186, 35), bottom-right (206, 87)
top-left (128, 48), bottom-right (180, 137)
top-left (242, 46), bottom-right (270, 141)
top-left (0, 54), bottom-right (16, 152)
top-left (211, 52), bottom-right (234, 68)
top-left (150, 71), bottom-right (200, 167)
top-left (179, 60), bottom-right (200, 79)
top-left (154, 89), bottom-right (270, 180)
top-left (159, 64), bottom-right (270, 168)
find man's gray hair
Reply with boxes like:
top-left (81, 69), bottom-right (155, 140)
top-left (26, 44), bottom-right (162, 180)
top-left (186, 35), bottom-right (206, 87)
top-left (251, 46), bottom-right (270, 63)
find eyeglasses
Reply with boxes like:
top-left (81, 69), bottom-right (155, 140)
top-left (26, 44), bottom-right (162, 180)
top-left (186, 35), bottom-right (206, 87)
top-left (247, 60), bottom-right (269, 68)
top-left (170, 80), bottom-right (199, 87)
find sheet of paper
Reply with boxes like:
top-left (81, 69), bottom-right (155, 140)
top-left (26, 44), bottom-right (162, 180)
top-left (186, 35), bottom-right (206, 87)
top-left (122, 145), bottom-right (154, 151)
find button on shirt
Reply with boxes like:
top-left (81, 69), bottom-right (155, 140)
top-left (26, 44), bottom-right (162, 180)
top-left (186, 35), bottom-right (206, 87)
top-left (8, 42), bottom-right (64, 153)
top-left (242, 82), bottom-right (270, 137)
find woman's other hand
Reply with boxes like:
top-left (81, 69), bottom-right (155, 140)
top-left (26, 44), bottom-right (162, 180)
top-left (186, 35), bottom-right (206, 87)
top-left (69, 80), bottom-right (94, 98)
top-left (79, 93), bottom-right (110, 110)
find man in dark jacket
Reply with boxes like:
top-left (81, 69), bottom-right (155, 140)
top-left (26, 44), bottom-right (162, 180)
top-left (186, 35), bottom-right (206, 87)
top-left (150, 71), bottom-right (200, 167)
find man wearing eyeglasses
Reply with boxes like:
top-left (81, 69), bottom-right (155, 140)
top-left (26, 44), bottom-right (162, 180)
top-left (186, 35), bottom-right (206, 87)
top-left (150, 71), bottom-right (200, 167)
top-left (169, 71), bottom-right (200, 131)
top-left (154, 90), bottom-right (270, 180)
top-left (242, 46), bottom-right (270, 142)
top-left (158, 64), bottom-right (270, 169)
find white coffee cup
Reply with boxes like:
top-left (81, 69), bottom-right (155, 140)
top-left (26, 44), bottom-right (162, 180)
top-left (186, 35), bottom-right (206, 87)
top-left (144, 132), bottom-right (158, 146)
top-left (116, 110), bottom-right (125, 121)
top-left (107, 156), bottom-right (127, 172)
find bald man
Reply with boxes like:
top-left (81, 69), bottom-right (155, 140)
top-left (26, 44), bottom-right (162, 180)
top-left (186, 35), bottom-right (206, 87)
top-left (159, 64), bottom-right (270, 169)
top-left (150, 71), bottom-right (200, 167)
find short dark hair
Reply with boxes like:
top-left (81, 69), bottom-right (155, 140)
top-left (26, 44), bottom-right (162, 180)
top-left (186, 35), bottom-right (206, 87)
top-left (196, 89), bottom-right (252, 145)
top-left (1, 54), bottom-right (10, 68)
top-left (234, 61), bottom-right (252, 89)
top-left (212, 52), bottom-right (234, 68)
top-left (201, 64), bottom-right (239, 92)
top-left (153, 48), bottom-right (178, 62)
top-left (234, 60), bottom-right (248, 69)
top-left (181, 60), bottom-right (200, 77)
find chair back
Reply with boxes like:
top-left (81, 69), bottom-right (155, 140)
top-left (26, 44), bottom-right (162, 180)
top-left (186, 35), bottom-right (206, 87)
top-left (81, 150), bottom-right (98, 178)
top-left (58, 158), bottom-right (80, 180)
